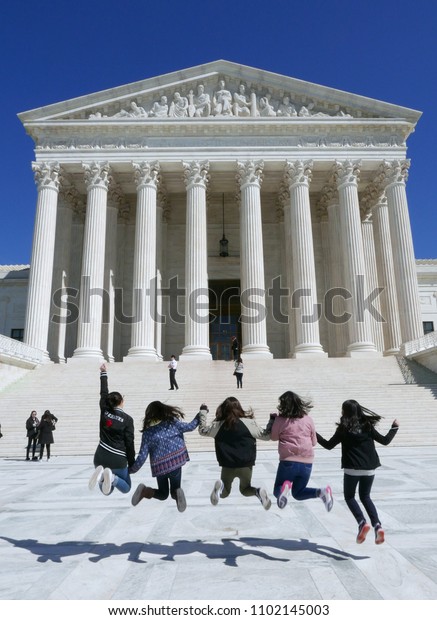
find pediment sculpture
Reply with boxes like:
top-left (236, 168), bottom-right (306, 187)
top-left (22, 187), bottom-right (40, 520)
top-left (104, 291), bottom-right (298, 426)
top-left (88, 79), bottom-right (354, 120)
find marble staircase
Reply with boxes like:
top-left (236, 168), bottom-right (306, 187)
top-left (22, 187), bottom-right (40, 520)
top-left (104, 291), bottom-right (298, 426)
top-left (1, 355), bottom-right (436, 458)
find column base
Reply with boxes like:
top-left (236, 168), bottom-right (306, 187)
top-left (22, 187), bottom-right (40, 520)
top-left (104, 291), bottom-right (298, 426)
top-left (383, 347), bottom-right (401, 356)
top-left (294, 343), bottom-right (327, 357)
top-left (72, 347), bottom-right (104, 360)
top-left (180, 345), bottom-right (212, 360)
top-left (125, 347), bottom-right (158, 360)
top-left (346, 342), bottom-right (379, 357)
top-left (241, 345), bottom-right (273, 359)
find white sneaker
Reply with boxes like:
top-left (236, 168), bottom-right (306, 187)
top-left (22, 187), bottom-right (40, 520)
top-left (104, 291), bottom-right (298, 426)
top-left (102, 468), bottom-right (114, 495)
top-left (175, 488), bottom-right (187, 513)
top-left (88, 465), bottom-right (104, 491)
top-left (320, 486), bottom-right (334, 512)
top-left (256, 488), bottom-right (272, 510)
top-left (210, 480), bottom-right (224, 506)
top-left (277, 480), bottom-right (292, 509)
top-left (131, 483), bottom-right (146, 507)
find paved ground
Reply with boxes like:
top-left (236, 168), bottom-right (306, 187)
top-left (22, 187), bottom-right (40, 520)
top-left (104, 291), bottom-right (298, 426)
top-left (0, 447), bottom-right (437, 602)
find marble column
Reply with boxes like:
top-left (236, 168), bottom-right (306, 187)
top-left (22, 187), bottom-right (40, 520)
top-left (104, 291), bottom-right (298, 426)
top-left (237, 160), bottom-right (272, 358)
top-left (372, 193), bottom-right (402, 354)
top-left (73, 162), bottom-right (109, 358)
top-left (380, 160), bottom-right (423, 343)
top-left (362, 214), bottom-right (385, 353)
top-left (49, 184), bottom-right (75, 363)
top-left (284, 160), bottom-right (325, 356)
top-left (327, 197), bottom-right (349, 356)
top-left (278, 185), bottom-right (296, 357)
top-left (24, 162), bottom-right (60, 360)
top-left (103, 180), bottom-right (122, 362)
top-left (154, 187), bottom-right (167, 361)
top-left (335, 160), bottom-right (377, 355)
top-left (180, 161), bottom-right (212, 359)
top-left (127, 161), bottom-right (159, 359)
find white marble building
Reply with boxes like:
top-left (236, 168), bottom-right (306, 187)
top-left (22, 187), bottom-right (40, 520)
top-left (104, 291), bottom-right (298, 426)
top-left (15, 60), bottom-right (427, 362)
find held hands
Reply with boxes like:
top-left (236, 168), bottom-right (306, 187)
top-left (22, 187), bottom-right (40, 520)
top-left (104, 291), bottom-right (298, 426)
top-left (100, 363), bottom-right (107, 373)
top-left (392, 418), bottom-right (400, 428)
top-left (199, 403), bottom-right (209, 413)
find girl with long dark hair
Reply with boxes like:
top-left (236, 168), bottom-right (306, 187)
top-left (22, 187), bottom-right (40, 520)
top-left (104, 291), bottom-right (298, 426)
top-left (198, 396), bottom-right (272, 509)
top-left (129, 401), bottom-right (200, 512)
top-left (269, 391), bottom-right (333, 512)
top-left (88, 364), bottom-right (135, 496)
top-left (317, 399), bottom-right (399, 544)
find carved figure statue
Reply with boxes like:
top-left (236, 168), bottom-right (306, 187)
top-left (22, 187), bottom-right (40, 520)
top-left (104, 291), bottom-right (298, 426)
top-left (298, 104), bottom-right (312, 117)
top-left (232, 84), bottom-right (253, 117)
top-left (277, 96), bottom-right (297, 117)
top-left (259, 95), bottom-right (276, 117)
top-left (213, 79), bottom-right (233, 116)
top-left (190, 84), bottom-right (211, 117)
top-left (169, 92), bottom-right (189, 118)
top-left (149, 96), bottom-right (169, 118)
top-left (113, 101), bottom-right (147, 118)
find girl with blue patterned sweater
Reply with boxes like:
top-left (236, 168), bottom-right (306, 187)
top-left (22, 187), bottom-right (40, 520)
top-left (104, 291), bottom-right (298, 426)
top-left (129, 401), bottom-right (201, 512)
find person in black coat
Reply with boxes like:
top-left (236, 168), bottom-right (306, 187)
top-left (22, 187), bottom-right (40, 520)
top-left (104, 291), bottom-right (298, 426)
top-left (317, 399), bottom-right (399, 545)
top-left (38, 410), bottom-right (58, 460)
top-left (25, 410), bottom-right (40, 461)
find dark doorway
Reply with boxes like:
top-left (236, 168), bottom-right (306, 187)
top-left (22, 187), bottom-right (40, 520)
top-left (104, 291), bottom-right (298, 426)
top-left (209, 280), bottom-right (241, 360)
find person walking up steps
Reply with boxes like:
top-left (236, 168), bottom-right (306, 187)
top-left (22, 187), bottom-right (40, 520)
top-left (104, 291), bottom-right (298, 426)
top-left (198, 397), bottom-right (272, 510)
top-left (129, 401), bottom-right (200, 512)
top-left (317, 399), bottom-right (399, 545)
top-left (88, 364), bottom-right (135, 496)
top-left (168, 355), bottom-right (179, 390)
top-left (234, 356), bottom-right (244, 389)
top-left (268, 391), bottom-right (333, 513)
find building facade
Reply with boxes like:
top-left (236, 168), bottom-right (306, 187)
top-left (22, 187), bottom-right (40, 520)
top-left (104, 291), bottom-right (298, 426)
top-left (17, 61), bottom-right (425, 362)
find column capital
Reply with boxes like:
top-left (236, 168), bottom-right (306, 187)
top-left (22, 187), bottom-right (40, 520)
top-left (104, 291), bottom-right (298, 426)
top-left (133, 161), bottom-right (160, 189)
top-left (236, 160), bottom-right (264, 189)
top-left (377, 159), bottom-right (410, 189)
top-left (284, 159), bottom-right (313, 188)
top-left (108, 176), bottom-right (124, 207)
top-left (334, 159), bottom-right (361, 189)
top-left (32, 161), bottom-right (61, 192)
top-left (83, 162), bottom-right (110, 191)
top-left (183, 160), bottom-right (210, 189)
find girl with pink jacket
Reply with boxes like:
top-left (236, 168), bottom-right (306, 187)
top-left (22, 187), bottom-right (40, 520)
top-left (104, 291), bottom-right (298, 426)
top-left (269, 391), bottom-right (333, 512)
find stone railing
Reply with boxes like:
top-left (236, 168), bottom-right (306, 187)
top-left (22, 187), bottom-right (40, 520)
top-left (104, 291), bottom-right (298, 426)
top-left (0, 335), bottom-right (44, 368)
top-left (401, 332), bottom-right (437, 358)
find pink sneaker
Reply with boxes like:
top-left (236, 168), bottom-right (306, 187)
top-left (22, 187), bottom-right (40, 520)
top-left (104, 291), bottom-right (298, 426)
top-left (356, 521), bottom-right (371, 544)
top-left (320, 486), bottom-right (334, 512)
top-left (277, 481), bottom-right (292, 509)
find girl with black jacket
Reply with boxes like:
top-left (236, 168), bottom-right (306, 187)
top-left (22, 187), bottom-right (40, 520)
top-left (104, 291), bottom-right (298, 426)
top-left (88, 364), bottom-right (135, 496)
top-left (198, 396), bottom-right (271, 509)
top-left (317, 399), bottom-right (399, 545)
top-left (25, 410), bottom-right (40, 460)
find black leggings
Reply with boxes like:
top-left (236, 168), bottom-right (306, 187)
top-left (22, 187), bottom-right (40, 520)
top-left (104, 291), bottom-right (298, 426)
top-left (153, 468), bottom-right (182, 501)
top-left (40, 444), bottom-right (51, 459)
top-left (343, 473), bottom-right (380, 527)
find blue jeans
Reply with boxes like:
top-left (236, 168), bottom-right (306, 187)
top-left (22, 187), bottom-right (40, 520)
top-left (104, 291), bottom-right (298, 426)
top-left (99, 467), bottom-right (131, 495)
top-left (273, 461), bottom-right (318, 501)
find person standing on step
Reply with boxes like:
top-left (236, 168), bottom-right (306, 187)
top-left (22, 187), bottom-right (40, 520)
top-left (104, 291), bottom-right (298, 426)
top-left (168, 354), bottom-right (179, 390)
top-left (130, 401), bottom-right (201, 512)
top-left (25, 410), bottom-right (40, 461)
top-left (317, 399), bottom-right (399, 545)
top-left (88, 364), bottom-right (136, 496)
top-left (234, 356), bottom-right (244, 389)
top-left (38, 410), bottom-right (57, 461)
top-left (198, 397), bottom-right (272, 510)
top-left (231, 336), bottom-right (239, 362)
top-left (268, 391), bottom-right (334, 513)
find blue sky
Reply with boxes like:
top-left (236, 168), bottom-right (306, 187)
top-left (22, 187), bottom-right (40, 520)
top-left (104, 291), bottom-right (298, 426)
top-left (1, 0), bottom-right (436, 264)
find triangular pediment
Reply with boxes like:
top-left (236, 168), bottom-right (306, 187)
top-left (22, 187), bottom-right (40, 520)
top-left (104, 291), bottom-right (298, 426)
top-left (18, 60), bottom-right (421, 124)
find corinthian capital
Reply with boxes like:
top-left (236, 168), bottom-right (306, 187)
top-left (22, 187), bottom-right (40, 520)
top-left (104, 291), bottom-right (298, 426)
top-left (236, 160), bottom-right (264, 188)
top-left (378, 159), bottom-right (410, 188)
top-left (133, 161), bottom-right (160, 189)
top-left (182, 160), bottom-right (210, 189)
top-left (334, 159), bottom-right (361, 189)
top-left (83, 162), bottom-right (110, 190)
top-left (284, 160), bottom-right (313, 188)
top-left (32, 161), bottom-right (61, 192)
